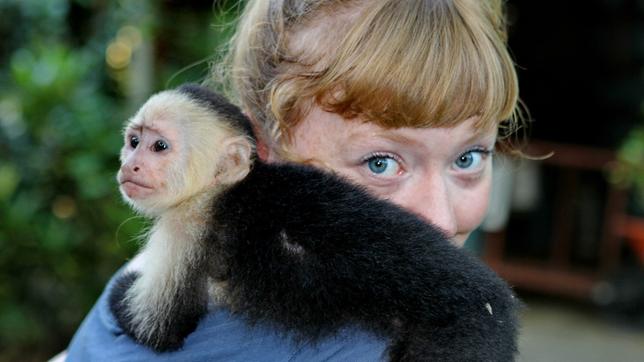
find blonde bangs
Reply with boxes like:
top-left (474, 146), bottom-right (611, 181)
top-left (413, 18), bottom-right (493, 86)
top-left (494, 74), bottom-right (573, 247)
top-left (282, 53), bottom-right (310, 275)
top-left (225, 0), bottom-right (524, 154)
top-left (305, 0), bottom-right (519, 133)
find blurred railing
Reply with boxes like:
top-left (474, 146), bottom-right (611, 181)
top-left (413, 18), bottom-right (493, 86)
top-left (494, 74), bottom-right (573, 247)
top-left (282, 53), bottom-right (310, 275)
top-left (483, 140), bottom-right (642, 301)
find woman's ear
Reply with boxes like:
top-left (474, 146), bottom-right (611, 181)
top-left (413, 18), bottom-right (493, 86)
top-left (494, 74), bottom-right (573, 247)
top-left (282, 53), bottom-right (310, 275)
top-left (243, 110), bottom-right (270, 162)
top-left (255, 134), bottom-right (270, 161)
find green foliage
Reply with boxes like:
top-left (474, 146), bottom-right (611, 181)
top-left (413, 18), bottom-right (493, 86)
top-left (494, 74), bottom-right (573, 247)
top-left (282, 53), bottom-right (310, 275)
top-left (0, 0), bottom-right (242, 360)
top-left (611, 126), bottom-right (644, 211)
top-left (0, 14), bottom-right (136, 362)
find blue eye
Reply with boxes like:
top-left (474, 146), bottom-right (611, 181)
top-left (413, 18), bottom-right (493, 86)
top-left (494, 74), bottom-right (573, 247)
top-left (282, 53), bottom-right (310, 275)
top-left (455, 152), bottom-right (475, 169)
top-left (368, 157), bottom-right (388, 173)
top-left (365, 155), bottom-right (401, 177)
top-left (454, 149), bottom-right (491, 170)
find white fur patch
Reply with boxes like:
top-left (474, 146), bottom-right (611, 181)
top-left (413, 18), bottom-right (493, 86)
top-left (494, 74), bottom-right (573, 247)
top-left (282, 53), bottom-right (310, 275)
top-left (485, 302), bottom-right (493, 315)
top-left (125, 202), bottom-right (209, 344)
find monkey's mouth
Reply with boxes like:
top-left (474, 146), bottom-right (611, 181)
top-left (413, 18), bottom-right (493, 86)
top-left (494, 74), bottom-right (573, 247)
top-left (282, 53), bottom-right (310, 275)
top-left (119, 178), bottom-right (153, 189)
top-left (119, 179), bottom-right (154, 197)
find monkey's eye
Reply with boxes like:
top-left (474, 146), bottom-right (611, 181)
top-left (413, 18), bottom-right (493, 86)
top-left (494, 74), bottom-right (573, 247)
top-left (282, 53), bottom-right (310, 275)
top-left (129, 135), bottom-right (140, 148)
top-left (153, 140), bottom-right (169, 152)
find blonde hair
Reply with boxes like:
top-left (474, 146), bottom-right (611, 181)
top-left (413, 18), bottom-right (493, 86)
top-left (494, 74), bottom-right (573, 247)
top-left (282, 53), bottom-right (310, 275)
top-left (218, 0), bottom-right (523, 156)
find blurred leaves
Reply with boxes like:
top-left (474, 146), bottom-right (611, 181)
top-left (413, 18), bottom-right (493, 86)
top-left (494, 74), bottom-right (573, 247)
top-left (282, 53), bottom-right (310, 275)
top-left (0, 0), bottom-right (143, 360)
top-left (611, 126), bottom-right (644, 210)
top-left (0, 165), bottom-right (19, 201)
top-left (0, 1), bottom-right (242, 360)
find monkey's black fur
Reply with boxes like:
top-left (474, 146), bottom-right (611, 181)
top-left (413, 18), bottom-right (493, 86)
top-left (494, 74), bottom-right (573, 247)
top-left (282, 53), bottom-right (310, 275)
top-left (109, 84), bottom-right (520, 361)
top-left (206, 161), bottom-right (519, 361)
top-left (177, 83), bottom-right (256, 139)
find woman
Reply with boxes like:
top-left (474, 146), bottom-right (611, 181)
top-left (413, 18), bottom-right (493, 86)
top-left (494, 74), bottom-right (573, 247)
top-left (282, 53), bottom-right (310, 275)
top-left (224, 0), bottom-right (520, 246)
top-left (63, 0), bottom-right (521, 360)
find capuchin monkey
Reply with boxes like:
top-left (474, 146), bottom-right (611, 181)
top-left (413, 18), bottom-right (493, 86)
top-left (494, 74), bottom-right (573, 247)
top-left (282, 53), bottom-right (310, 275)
top-left (109, 84), bottom-right (520, 361)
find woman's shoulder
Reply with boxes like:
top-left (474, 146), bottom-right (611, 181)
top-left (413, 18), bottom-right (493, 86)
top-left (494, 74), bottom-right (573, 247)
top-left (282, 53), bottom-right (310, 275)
top-left (65, 268), bottom-right (387, 362)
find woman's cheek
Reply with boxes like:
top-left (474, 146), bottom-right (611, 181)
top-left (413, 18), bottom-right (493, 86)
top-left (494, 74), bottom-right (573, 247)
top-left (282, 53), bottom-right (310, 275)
top-left (452, 173), bottom-right (493, 245)
top-left (341, 166), bottom-right (404, 197)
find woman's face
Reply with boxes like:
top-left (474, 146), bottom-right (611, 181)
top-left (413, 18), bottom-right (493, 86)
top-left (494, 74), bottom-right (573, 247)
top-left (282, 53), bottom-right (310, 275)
top-left (277, 104), bottom-right (497, 247)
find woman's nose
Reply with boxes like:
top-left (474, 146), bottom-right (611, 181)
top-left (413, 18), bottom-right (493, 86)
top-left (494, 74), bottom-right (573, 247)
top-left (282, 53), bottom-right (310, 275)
top-left (403, 178), bottom-right (458, 238)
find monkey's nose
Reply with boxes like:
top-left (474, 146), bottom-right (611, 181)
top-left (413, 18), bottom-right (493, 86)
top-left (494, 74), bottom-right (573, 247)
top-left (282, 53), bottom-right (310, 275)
top-left (134, 166), bottom-right (140, 172)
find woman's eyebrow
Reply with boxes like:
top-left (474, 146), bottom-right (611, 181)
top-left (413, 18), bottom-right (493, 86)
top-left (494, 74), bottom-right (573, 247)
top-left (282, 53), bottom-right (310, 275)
top-left (465, 129), bottom-right (498, 147)
top-left (371, 131), bottom-right (425, 149)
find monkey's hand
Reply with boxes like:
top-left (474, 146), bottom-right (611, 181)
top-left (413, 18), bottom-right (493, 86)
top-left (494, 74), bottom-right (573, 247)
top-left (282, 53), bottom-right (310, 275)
top-left (109, 272), bottom-right (148, 344)
top-left (108, 271), bottom-right (208, 352)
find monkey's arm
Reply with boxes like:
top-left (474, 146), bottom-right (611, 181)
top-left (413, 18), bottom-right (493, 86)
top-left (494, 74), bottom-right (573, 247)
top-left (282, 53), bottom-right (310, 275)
top-left (109, 271), bottom-right (209, 352)
top-left (108, 222), bottom-right (211, 352)
top-left (69, 265), bottom-right (389, 361)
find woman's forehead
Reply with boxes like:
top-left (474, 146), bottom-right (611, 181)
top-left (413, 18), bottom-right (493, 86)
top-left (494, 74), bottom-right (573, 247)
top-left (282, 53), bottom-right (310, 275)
top-left (352, 117), bottom-right (498, 148)
top-left (293, 104), bottom-right (497, 151)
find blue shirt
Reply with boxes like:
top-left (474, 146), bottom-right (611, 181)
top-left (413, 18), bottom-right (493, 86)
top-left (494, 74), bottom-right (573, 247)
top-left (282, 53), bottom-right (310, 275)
top-left (66, 270), bottom-right (388, 361)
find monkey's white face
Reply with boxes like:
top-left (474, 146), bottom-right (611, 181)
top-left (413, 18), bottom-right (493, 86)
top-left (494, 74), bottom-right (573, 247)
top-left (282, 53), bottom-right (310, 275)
top-left (116, 90), bottom-right (254, 217)
top-left (117, 118), bottom-right (184, 216)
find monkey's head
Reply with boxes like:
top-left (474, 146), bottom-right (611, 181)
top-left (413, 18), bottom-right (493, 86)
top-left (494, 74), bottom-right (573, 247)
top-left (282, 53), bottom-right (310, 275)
top-left (117, 87), bottom-right (254, 217)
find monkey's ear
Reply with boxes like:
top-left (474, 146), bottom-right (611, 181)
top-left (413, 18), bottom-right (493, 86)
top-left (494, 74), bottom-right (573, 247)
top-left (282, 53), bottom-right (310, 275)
top-left (215, 137), bottom-right (253, 185)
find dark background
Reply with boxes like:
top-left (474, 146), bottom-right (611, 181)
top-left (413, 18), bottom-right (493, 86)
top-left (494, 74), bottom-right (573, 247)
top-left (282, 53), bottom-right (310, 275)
top-left (507, 1), bottom-right (643, 147)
